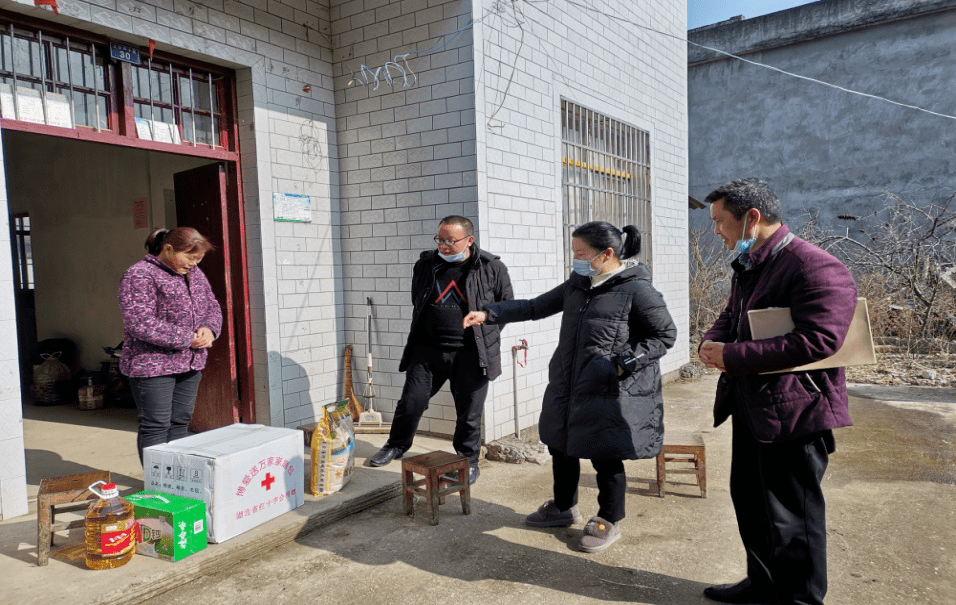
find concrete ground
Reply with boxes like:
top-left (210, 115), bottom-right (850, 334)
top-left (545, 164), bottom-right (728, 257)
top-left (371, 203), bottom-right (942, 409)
top-left (3, 375), bottom-right (954, 604)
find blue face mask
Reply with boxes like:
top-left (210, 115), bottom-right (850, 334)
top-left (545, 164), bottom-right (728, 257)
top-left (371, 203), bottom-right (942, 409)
top-left (438, 250), bottom-right (467, 263)
top-left (733, 215), bottom-right (756, 268)
top-left (572, 252), bottom-right (604, 276)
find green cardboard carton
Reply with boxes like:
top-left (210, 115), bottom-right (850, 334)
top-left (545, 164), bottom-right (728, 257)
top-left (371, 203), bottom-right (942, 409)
top-left (128, 491), bottom-right (207, 561)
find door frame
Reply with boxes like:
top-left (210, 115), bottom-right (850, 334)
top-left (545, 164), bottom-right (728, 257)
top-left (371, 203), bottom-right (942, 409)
top-left (0, 10), bottom-right (256, 423)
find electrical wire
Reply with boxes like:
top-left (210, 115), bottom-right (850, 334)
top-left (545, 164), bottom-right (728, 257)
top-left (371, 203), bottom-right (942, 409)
top-left (485, 0), bottom-right (528, 129)
top-left (351, 0), bottom-right (956, 126)
top-left (561, 0), bottom-right (956, 122)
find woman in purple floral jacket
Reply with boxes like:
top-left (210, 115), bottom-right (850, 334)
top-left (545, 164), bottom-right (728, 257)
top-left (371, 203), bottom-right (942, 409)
top-left (118, 227), bottom-right (223, 462)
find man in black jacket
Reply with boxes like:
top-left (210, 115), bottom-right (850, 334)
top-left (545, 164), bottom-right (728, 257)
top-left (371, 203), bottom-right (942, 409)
top-left (368, 216), bottom-right (513, 483)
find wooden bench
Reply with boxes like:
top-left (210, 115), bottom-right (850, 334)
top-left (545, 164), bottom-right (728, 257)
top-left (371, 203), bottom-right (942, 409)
top-left (36, 470), bottom-right (110, 565)
top-left (401, 451), bottom-right (471, 525)
top-left (656, 434), bottom-right (706, 498)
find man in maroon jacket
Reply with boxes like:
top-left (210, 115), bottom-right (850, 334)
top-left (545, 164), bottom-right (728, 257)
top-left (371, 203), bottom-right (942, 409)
top-left (699, 179), bottom-right (857, 605)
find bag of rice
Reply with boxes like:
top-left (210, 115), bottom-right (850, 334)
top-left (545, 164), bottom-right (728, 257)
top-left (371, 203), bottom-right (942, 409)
top-left (310, 400), bottom-right (356, 496)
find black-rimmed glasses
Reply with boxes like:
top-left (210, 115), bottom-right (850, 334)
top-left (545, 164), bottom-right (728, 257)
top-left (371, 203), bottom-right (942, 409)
top-left (434, 236), bottom-right (469, 246)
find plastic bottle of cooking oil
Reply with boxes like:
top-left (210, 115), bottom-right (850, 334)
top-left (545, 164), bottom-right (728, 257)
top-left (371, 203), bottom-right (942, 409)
top-left (84, 481), bottom-right (136, 570)
top-left (78, 376), bottom-right (104, 410)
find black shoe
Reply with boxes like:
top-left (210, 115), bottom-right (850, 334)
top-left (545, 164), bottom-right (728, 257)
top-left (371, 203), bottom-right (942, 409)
top-left (443, 464), bottom-right (479, 484)
top-left (369, 446), bottom-right (404, 467)
top-left (703, 578), bottom-right (775, 604)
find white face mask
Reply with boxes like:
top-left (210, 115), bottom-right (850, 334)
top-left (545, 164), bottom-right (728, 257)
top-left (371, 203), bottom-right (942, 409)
top-left (438, 250), bottom-right (467, 263)
top-left (732, 215), bottom-right (756, 267)
top-left (572, 251), bottom-right (604, 276)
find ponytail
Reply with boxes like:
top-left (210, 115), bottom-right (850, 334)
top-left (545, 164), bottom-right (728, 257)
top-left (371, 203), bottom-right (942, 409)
top-left (145, 229), bottom-right (168, 256)
top-left (571, 221), bottom-right (641, 260)
top-left (620, 225), bottom-right (641, 260)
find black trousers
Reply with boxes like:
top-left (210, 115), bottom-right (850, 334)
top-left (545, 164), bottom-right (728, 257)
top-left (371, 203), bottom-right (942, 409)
top-left (385, 344), bottom-right (489, 464)
top-left (550, 447), bottom-right (627, 524)
top-left (730, 414), bottom-right (834, 605)
top-left (129, 370), bottom-right (202, 464)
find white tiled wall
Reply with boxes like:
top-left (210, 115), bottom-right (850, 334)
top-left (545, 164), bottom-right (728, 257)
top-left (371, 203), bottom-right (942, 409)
top-left (331, 0), bottom-right (690, 442)
top-left (0, 128), bottom-right (28, 520)
top-left (331, 0), bottom-right (479, 438)
top-left (473, 0), bottom-right (691, 439)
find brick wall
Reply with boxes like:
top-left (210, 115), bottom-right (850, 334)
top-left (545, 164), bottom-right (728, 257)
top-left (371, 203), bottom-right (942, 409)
top-left (688, 1), bottom-right (956, 233)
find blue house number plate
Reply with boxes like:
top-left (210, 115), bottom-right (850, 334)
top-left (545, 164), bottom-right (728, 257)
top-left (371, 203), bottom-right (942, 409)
top-left (110, 41), bottom-right (141, 65)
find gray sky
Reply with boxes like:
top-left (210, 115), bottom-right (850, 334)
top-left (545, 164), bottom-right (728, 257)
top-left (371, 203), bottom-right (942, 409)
top-left (688, 0), bottom-right (819, 29)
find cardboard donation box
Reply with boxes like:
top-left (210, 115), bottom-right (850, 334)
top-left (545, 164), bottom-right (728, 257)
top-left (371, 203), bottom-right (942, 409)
top-left (143, 424), bottom-right (305, 543)
top-left (127, 491), bottom-right (207, 561)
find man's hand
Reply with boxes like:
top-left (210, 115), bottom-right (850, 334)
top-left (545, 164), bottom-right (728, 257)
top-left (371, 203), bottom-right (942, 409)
top-left (463, 311), bottom-right (487, 328)
top-left (699, 340), bottom-right (726, 371)
top-left (191, 327), bottom-right (215, 349)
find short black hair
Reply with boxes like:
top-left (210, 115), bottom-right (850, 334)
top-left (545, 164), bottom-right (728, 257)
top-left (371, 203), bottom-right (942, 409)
top-left (439, 215), bottom-right (473, 237)
top-left (704, 178), bottom-right (782, 223)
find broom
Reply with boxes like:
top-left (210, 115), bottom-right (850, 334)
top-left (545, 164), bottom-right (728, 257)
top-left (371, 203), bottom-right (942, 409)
top-left (355, 297), bottom-right (389, 432)
top-left (342, 344), bottom-right (364, 421)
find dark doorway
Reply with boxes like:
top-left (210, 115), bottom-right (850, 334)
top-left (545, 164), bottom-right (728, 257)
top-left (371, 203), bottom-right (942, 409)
top-left (10, 213), bottom-right (37, 388)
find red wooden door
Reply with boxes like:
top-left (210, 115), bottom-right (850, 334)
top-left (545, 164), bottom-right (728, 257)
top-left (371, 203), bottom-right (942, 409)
top-left (174, 163), bottom-right (239, 431)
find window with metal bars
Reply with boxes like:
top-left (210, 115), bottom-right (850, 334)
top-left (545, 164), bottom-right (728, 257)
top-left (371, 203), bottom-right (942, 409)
top-left (131, 59), bottom-right (224, 147)
top-left (11, 213), bottom-right (33, 291)
top-left (0, 13), bottom-right (235, 151)
top-left (561, 99), bottom-right (652, 275)
top-left (0, 22), bottom-right (111, 129)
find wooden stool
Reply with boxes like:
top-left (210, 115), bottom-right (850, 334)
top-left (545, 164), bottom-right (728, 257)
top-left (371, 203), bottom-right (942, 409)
top-left (656, 434), bottom-right (706, 498)
top-left (36, 470), bottom-right (110, 566)
top-left (401, 451), bottom-right (471, 525)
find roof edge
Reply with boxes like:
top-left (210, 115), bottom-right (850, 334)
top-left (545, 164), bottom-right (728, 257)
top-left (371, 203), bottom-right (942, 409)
top-left (688, 0), bottom-right (956, 66)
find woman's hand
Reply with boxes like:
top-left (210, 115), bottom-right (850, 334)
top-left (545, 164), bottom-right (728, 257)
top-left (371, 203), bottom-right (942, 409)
top-left (191, 327), bottom-right (216, 349)
top-left (463, 311), bottom-right (487, 328)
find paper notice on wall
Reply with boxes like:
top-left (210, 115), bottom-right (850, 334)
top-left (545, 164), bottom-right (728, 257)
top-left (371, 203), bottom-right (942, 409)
top-left (135, 117), bottom-right (153, 140)
top-left (133, 199), bottom-right (148, 229)
top-left (14, 87), bottom-right (45, 124)
top-left (273, 193), bottom-right (312, 223)
top-left (152, 120), bottom-right (182, 145)
top-left (0, 84), bottom-right (14, 119)
top-left (44, 92), bottom-right (73, 128)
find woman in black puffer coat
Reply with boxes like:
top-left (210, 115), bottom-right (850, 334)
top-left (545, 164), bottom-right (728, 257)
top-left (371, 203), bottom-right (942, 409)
top-left (464, 222), bottom-right (676, 553)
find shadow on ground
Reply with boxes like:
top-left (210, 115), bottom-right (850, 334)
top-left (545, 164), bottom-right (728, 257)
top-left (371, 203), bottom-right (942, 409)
top-left (295, 496), bottom-right (711, 604)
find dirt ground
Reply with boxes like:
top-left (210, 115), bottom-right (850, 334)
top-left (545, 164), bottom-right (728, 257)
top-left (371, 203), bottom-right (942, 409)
top-left (137, 376), bottom-right (956, 605)
top-left (844, 348), bottom-right (956, 387)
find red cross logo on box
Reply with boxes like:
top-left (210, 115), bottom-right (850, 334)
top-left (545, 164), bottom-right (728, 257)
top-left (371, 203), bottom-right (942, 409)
top-left (261, 472), bottom-right (275, 491)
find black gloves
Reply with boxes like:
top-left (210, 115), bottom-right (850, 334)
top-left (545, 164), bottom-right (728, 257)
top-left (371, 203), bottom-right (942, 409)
top-left (614, 352), bottom-right (644, 377)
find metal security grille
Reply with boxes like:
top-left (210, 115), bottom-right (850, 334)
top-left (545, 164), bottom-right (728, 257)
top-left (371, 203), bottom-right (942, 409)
top-left (561, 99), bottom-right (651, 275)
top-left (131, 60), bottom-right (224, 147)
top-left (0, 14), bottom-right (235, 151)
top-left (0, 22), bottom-right (111, 129)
